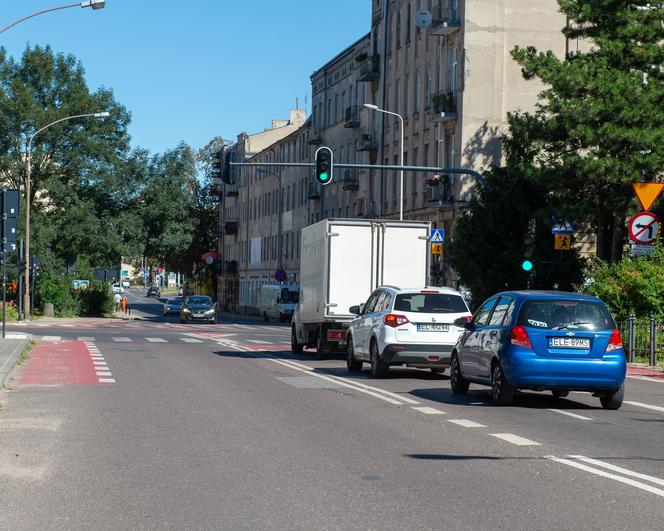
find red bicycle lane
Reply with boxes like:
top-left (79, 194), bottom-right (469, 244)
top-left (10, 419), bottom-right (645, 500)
top-left (18, 340), bottom-right (109, 385)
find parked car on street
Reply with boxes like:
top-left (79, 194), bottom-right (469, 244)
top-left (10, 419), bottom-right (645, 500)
top-left (450, 291), bottom-right (626, 409)
top-left (112, 283), bottom-right (125, 294)
top-left (122, 280), bottom-right (130, 289)
top-left (147, 286), bottom-right (160, 298)
top-left (180, 295), bottom-right (216, 324)
top-left (346, 286), bottom-right (471, 377)
top-left (163, 296), bottom-right (184, 316)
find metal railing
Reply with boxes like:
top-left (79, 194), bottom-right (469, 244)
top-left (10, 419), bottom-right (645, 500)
top-left (617, 316), bottom-right (663, 366)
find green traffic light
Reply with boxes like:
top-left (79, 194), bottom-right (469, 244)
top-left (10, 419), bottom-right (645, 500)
top-left (320, 172), bottom-right (329, 182)
top-left (521, 260), bottom-right (533, 272)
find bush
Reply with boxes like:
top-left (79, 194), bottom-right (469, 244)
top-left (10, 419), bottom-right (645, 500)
top-left (35, 271), bottom-right (80, 317)
top-left (79, 282), bottom-right (114, 316)
top-left (0, 303), bottom-right (19, 321)
top-left (583, 246), bottom-right (664, 321)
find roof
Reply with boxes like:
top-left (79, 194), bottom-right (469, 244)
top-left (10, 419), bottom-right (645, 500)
top-left (495, 290), bottom-right (601, 301)
top-left (310, 32), bottom-right (370, 79)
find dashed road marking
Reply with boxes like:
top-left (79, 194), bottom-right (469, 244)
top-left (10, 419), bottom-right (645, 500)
top-left (624, 400), bottom-right (664, 413)
top-left (412, 406), bottom-right (446, 415)
top-left (180, 338), bottom-right (203, 343)
top-left (41, 336), bottom-right (61, 341)
top-left (490, 433), bottom-right (541, 446)
top-left (547, 409), bottom-right (593, 421)
top-left (448, 419), bottom-right (486, 428)
top-left (146, 337), bottom-right (168, 343)
top-left (112, 337), bottom-right (132, 342)
top-left (247, 339), bottom-right (271, 344)
top-left (77, 337), bottom-right (95, 341)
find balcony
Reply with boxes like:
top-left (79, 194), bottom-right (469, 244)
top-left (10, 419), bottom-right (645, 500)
top-left (224, 220), bottom-right (238, 235)
top-left (357, 55), bottom-right (380, 82)
top-left (344, 106), bottom-right (360, 128)
top-left (308, 181), bottom-right (321, 200)
top-left (357, 133), bottom-right (378, 152)
top-left (430, 13), bottom-right (461, 36)
top-left (342, 169), bottom-right (359, 191)
top-left (308, 129), bottom-right (323, 145)
top-left (430, 91), bottom-right (458, 122)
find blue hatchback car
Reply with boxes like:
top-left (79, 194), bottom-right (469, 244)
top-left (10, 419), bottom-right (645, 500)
top-left (450, 291), bottom-right (626, 409)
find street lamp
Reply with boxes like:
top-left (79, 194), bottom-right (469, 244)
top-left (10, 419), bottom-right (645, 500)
top-left (23, 111), bottom-right (110, 321)
top-left (364, 103), bottom-right (405, 221)
top-left (0, 1), bottom-right (105, 34)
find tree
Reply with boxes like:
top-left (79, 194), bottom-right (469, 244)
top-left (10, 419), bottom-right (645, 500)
top-left (509, 1), bottom-right (664, 262)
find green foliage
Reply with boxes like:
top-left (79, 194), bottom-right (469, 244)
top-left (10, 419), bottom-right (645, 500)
top-left (584, 247), bottom-right (664, 321)
top-left (0, 303), bottom-right (19, 321)
top-left (508, 2), bottom-right (664, 262)
top-left (35, 270), bottom-right (80, 317)
top-left (78, 282), bottom-right (114, 316)
top-left (447, 165), bottom-right (585, 307)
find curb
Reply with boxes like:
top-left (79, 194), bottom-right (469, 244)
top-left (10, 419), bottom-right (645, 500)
top-left (0, 337), bottom-right (31, 388)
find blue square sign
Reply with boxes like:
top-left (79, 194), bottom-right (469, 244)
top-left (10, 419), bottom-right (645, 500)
top-left (430, 229), bottom-right (445, 243)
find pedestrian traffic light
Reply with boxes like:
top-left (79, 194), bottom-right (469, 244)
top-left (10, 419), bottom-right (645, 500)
top-left (522, 218), bottom-right (536, 272)
top-left (211, 151), bottom-right (222, 177)
top-left (521, 259), bottom-right (533, 272)
top-left (314, 146), bottom-right (333, 186)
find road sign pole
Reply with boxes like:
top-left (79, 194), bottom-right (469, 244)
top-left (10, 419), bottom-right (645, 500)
top-left (18, 239), bottom-right (23, 321)
top-left (2, 190), bottom-right (6, 339)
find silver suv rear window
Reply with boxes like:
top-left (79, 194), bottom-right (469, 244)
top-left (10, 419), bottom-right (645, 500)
top-left (517, 299), bottom-right (615, 330)
top-left (394, 293), bottom-right (468, 314)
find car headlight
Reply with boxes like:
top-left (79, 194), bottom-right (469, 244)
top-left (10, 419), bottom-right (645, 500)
top-left (205, 308), bottom-right (215, 315)
top-left (183, 308), bottom-right (191, 314)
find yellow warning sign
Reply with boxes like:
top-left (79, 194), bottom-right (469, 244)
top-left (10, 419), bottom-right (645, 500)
top-left (633, 182), bottom-right (664, 211)
top-left (431, 243), bottom-right (443, 255)
top-left (554, 234), bottom-right (571, 251)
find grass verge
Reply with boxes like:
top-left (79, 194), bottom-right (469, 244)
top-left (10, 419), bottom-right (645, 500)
top-left (16, 340), bottom-right (35, 366)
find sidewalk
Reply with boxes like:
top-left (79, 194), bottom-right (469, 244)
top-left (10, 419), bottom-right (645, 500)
top-left (0, 335), bottom-right (31, 387)
top-left (627, 363), bottom-right (664, 381)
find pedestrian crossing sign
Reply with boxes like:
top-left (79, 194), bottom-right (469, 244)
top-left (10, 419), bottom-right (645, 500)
top-left (554, 234), bottom-right (571, 251)
top-left (431, 243), bottom-right (443, 255)
top-left (430, 229), bottom-right (445, 243)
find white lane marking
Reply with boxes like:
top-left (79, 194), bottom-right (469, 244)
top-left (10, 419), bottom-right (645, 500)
top-left (469, 402), bottom-right (485, 405)
top-left (41, 336), bottom-right (61, 341)
top-left (624, 400), bottom-right (664, 413)
top-left (568, 455), bottom-right (664, 487)
top-left (547, 409), bottom-right (593, 421)
top-left (98, 378), bottom-right (116, 383)
top-left (96, 371), bottom-right (113, 377)
top-left (112, 337), bottom-right (132, 342)
top-left (268, 358), bottom-right (403, 405)
top-left (412, 406), bottom-right (446, 415)
top-left (93, 361), bottom-right (107, 365)
top-left (6, 333), bottom-right (28, 339)
top-left (627, 375), bottom-right (664, 384)
top-left (180, 338), bottom-right (203, 343)
top-left (146, 338), bottom-right (167, 343)
top-left (490, 433), bottom-right (541, 446)
top-left (247, 339), bottom-right (271, 344)
top-left (547, 456), bottom-right (664, 498)
top-left (78, 337), bottom-right (95, 341)
top-left (448, 419), bottom-right (486, 428)
top-left (273, 357), bottom-right (421, 405)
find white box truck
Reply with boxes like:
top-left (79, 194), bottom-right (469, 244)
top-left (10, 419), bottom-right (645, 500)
top-left (291, 218), bottom-right (431, 357)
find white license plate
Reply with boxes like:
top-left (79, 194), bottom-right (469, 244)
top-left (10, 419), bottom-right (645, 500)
top-left (548, 337), bottom-right (591, 349)
top-left (417, 323), bottom-right (449, 332)
top-left (193, 313), bottom-right (205, 318)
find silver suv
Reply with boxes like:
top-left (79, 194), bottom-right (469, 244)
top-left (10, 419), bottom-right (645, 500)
top-left (346, 286), bottom-right (471, 378)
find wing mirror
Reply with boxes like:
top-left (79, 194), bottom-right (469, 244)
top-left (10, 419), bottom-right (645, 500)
top-left (349, 305), bottom-right (361, 315)
top-left (454, 317), bottom-right (474, 330)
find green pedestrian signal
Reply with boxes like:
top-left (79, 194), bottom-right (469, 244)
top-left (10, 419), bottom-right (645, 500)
top-left (314, 146), bottom-right (333, 186)
top-left (521, 260), bottom-right (533, 272)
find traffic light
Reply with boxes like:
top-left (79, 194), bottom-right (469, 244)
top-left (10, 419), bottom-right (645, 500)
top-left (522, 218), bottom-right (536, 272)
top-left (223, 152), bottom-right (232, 183)
top-left (211, 151), bottom-right (222, 178)
top-left (315, 146), bottom-right (333, 186)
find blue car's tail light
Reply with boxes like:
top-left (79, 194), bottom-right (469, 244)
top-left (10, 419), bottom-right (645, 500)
top-left (605, 329), bottom-right (623, 352)
top-left (510, 326), bottom-right (532, 349)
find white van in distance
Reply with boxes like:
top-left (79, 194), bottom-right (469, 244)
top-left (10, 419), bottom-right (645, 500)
top-left (258, 284), bottom-right (299, 322)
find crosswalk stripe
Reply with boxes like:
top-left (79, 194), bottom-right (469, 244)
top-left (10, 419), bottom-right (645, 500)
top-left (146, 338), bottom-right (167, 343)
top-left (180, 338), bottom-right (203, 343)
top-left (112, 337), bottom-right (132, 342)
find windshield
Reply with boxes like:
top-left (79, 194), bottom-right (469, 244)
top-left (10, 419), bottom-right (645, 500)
top-left (186, 296), bottom-right (213, 305)
top-left (517, 299), bottom-right (615, 331)
top-left (281, 290), bottom-right (299, 303)
top-left (394, 293), bottom-right (469, 314)
top-left (167, 297), bottom-right (183, 304)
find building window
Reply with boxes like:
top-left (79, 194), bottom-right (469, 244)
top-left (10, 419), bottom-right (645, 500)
top-left (406, 2), bottom-right (411, 42)
top-left (396, 10), bottom-right (401, 48)
top-left (426, 66), bottom-right (432, 108)
top-left (449, 46), bottom-right (458, 93)
top-left (415, 71), bottom-right (421, 113)
top-left (405, 74), bottom-right (410, 116)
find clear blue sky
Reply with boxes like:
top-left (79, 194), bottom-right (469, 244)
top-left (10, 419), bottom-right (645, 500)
top-left (1, 0), bottom-right (371, 155)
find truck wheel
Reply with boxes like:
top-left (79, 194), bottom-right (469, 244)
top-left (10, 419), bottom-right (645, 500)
top-left (316, 333), bottom-right (327, 360)
top-left (291, 326), bottom-right (304, 355)
top-left (370, 340), bottom-right (388, 378)
top-left (346, 336), bottom-right (363, 372)
top-left (263, 312), bottom-right (269, 322)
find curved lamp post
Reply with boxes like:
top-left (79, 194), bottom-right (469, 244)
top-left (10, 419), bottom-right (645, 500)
top-left (0, 1), bottom-right (105, 34)
top-left (364, 103), bottom-right (405, 221)
top-left (23, 111), bottom-right (110, 321)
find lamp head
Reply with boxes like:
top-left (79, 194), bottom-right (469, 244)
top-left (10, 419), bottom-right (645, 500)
top-left (94, 112), bottom-right (110, 118)
top-left (81, 0), bottom-right (106, 9)
top-left (363, 104), bottom-right (379, 110)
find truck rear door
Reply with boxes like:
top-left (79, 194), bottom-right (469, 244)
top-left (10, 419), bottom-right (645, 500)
top-left (379, 222), bottom-right (430, 288)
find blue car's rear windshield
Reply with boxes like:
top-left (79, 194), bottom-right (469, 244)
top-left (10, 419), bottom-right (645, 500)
top-left (517, 299), bottom-right (615, 331)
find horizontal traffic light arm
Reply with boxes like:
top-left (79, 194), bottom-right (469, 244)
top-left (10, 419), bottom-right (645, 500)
top-left (230, 162), bottom-right (484, 183)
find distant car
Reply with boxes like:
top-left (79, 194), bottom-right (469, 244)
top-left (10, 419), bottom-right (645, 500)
top-left (147, 286), bottom-right (160, 298)
top-left (163, 296), bottom-right (184, 316)
top-left (178, 286), bottom-right (184, 296)
top-left (450, 291), bottom-right (626, 409)
top-left (180, 295), bottom-right (216, 324)
top-left (346, 286), bottom-right (472, 377)
top-left (112, 283), bottom-right (125, 294)
top-left (122, 280), bottom-right (130, 289)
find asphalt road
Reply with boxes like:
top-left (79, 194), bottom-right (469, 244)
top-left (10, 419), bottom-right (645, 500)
top-left (1, 288), bottom-right (664, 529)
